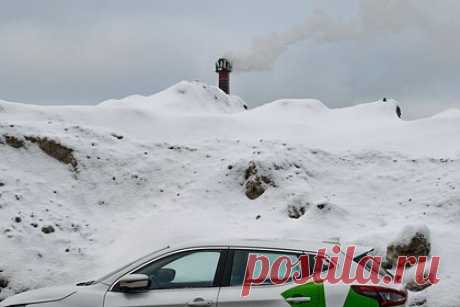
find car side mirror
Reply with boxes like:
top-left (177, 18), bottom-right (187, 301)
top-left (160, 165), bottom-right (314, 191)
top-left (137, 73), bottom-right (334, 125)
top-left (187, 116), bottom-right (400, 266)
top-left (154, 268), bottom-right (176, 284)
top-left (115, 274), bottom-right (150, 292)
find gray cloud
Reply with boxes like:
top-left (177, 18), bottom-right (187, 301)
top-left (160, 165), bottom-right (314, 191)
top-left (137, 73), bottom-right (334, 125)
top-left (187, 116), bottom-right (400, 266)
top-left (0, 0), bottom-right (459, 118)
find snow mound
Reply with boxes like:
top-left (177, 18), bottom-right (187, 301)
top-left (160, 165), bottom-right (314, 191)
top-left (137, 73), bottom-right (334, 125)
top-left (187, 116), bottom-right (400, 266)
top-left (246, 99), bottom-right (400, 122)
top-left (431, 108), bottom-right (460, 119)
top-left (247, 99), bottom-right (328, 121)
top-left (332, 100), bottom-right (401, 121)
top-left (100, 81), bottom-right (246, 114)
top-left (389, 224), bottom-right (431, 247)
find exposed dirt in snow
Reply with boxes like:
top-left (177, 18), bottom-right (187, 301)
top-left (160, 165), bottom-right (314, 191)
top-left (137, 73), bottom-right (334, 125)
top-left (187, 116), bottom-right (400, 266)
top-left (25, 136), bottom-right (78, 170)
top-left (3, 135), bottom-right (25, 149)
top-left (0, 81), bottom-right (459, 306)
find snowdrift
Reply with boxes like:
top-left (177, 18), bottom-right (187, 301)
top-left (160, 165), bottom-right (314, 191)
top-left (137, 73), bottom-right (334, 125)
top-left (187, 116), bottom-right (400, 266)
top-left (2, 81), bottom-right (458, 155)
top-left (0, 81), bottom-right (459, 306)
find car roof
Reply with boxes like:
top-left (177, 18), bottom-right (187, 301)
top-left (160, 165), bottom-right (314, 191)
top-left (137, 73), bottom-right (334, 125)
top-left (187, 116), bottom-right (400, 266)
top-left (167, 238), bottom-right (339, 253)
top-left (97, 238), bottom-right (343, 285)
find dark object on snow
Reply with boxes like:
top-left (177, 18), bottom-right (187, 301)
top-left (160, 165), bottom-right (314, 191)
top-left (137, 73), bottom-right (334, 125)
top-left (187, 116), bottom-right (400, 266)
top-left (41, 225), bottom-right (55, 234)
top-left (243, 161), bottom-right (274, 200)
top-left (245, 176), bottom-right (266, 200)
top-left (381, 98), bottom-right (402, 118)
top-left (0, 277), bottom-right (9, 288)
top-left (396, 106), bottom-right (402, 118)
top-left (111, 133), bottom-right (124, 140)
top-left (317, 203), bottom-right (327, 210)
top-left (405, 279), bottom-right (432, 292)
top-left (385, 231), bottom-right (431, 269)
top-left (4, 135), bottom-right (25, 148)
top-left (288, 205), bottom-right (306, 219)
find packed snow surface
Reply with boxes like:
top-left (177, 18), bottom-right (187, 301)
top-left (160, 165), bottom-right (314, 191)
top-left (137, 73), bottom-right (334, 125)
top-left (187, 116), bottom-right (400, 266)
top-left (0, 81), bottom-right (459, 306)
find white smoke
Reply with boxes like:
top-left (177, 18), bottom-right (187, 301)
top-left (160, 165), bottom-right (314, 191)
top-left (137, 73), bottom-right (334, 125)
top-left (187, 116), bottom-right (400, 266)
top-left (225, 0), bottom-right (426, 72)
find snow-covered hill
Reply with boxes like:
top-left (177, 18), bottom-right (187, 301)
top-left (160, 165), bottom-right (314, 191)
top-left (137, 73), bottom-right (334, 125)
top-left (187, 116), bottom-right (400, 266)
top-left (0, 81), bottom-right (459, 306)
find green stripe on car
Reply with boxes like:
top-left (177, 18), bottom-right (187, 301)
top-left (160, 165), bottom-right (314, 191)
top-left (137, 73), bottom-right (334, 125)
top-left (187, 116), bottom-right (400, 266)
top-left (282, 282), bottom-right (326, 307)
top-left (282, 283), bottom-right (380, 307)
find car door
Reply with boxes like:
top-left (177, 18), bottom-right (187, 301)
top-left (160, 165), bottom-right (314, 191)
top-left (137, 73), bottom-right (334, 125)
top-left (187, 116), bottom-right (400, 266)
top-left (104, 248), bottom-right (227, 307)
top-left (217, 249), bottom-right (320, 307)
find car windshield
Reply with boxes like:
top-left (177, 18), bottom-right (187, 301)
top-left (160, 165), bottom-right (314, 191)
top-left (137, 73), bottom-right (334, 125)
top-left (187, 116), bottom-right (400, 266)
top-left (94, 246), bottom-right (170, 283)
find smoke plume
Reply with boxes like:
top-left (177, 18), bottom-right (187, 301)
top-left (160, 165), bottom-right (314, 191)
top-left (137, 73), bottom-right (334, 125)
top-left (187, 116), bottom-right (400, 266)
top-left (226, 0), bottom-right (426, 72)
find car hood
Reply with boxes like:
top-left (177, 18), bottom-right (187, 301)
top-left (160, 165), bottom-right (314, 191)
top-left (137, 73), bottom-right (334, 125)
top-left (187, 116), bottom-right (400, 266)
top-left (0, 285), bottom-right (77, 306)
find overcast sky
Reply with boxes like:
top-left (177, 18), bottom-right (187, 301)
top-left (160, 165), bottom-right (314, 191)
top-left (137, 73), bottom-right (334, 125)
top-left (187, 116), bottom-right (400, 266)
top-left (0, 0), bottom-right (459, 118)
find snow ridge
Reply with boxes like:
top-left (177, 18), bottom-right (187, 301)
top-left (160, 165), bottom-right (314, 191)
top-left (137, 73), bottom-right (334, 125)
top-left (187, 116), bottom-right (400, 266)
top-left (0, 81), bottom-right (459, 307)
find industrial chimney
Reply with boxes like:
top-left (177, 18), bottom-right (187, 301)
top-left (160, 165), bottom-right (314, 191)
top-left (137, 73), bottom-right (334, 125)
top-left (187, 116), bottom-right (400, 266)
top-left (215, 58), bottom-right (232, 94)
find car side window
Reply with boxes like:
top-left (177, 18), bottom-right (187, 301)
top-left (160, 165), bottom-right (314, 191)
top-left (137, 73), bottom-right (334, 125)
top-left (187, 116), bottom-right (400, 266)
top-left (229, 250), bottom-right (328, 286)
top-left (134, 250), bottom-right (222, 289)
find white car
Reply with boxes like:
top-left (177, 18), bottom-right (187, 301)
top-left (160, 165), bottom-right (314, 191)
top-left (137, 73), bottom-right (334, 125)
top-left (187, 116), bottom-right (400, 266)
top-left (0, 239), bottom-right (407, 307)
